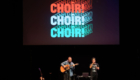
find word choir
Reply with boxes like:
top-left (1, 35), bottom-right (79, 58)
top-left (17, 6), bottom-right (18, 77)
top-left (51, 14), bottom-right (84, 25)
top-left (51, 27), bottom-right (85, 38)
top-left (50, 3), bottom-right (84, 13)
top-left (50, 0), bottom-right (93, 38)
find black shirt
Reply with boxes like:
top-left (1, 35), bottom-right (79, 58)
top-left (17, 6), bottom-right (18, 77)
top-left (90, 63), bottom-right (99, 73)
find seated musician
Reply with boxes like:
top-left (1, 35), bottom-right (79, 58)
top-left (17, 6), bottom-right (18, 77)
top-left (61, 56), bottom-right (75, 80)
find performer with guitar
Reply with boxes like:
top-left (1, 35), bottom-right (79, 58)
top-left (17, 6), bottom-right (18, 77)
top-left (60, 56), bottom-right (79, 80)
top-left (89, 57), bottom-right (100, 80)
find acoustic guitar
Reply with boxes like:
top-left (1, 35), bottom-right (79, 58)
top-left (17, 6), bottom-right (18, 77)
top-left (60, 63), bottom-right (79, 73)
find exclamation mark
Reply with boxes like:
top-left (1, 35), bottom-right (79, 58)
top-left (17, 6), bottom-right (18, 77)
top-left (71, 1), bottom-right (74, 13)
top-left (82, 28), bottom-right (85, 37)
top-left (82, 4), bottom-right (84, 13)
top-left (82, 16), bottom-right (84, 25)
top-left (72, 26), bottom-right (75, 37)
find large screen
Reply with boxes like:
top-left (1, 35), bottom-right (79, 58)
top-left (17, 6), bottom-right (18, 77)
top-left (23, 0), bottom-right (119, 45)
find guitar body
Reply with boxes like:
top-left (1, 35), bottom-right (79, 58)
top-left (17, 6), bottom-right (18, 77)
top-left (60, 65), bottom-right (70, 73)
top-left (60, 63), bottom-right (79, 73)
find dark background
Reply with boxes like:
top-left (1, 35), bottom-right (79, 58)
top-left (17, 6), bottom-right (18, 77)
top-left (23, 0), bottom-right (119, 45)
top-left (24, 46), bottom-right (139, 80)
top-left (3, 0), bottom-right (138, 80)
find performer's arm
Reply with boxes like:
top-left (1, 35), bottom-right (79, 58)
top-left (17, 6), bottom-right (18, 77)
top-left (61, 61), bottom-right (66, 68)
top-left (89, 63), bottom-right (93, 69)
top-left (70, 62), bottom-right (75, 70)
top-left (96, 63), bottom-right (100, 70)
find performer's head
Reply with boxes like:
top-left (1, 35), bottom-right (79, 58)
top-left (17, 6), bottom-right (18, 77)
top-left (68, 56), bottom-right (72, 62)
top-left (92, 57), bottom-right (96, 63)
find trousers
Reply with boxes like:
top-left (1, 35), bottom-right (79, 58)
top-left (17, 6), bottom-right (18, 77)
top-left (91, 72), bottom-right (98, 80)
top-left (63, 71), bottom-right (72, 80)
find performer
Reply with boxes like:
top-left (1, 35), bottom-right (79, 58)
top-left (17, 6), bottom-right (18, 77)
top-left (89, 57), bottom-right (100, 80)
top-left (61, 57), bottom-right (75, 80)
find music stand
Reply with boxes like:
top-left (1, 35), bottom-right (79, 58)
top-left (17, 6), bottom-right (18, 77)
top-left (73, 68), bottom-right (76, 80)
top-left (82, 72), bottom-right (89, 78)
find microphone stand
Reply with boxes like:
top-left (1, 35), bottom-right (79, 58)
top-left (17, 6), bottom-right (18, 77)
top-left (39, 68), bottom-right (45, 80)
top-left (49, 72), bottom-right (52, 80)
top-left (73, 68), bottom-right (76, 80)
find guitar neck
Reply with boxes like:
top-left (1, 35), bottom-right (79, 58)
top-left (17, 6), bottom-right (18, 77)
top-left (68, 63), bottom-right (78, 66)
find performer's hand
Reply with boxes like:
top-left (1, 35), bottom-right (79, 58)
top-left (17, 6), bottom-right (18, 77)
top-left (73, 64), bottom-right (75, 66)
top-left (96, 66), bottom-right (99, 70)
top-left (63, 65), bottom-right (66, 68)
top-left (91, 63), bottom-right (93, 66)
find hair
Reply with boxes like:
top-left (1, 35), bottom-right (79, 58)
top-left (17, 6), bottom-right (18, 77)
top-left (68, 56), bottom-right (72, 59)
top-left (92, 57), bottom-right (96, 60)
